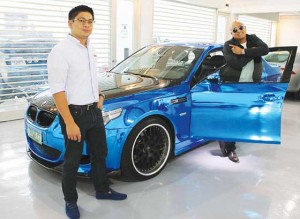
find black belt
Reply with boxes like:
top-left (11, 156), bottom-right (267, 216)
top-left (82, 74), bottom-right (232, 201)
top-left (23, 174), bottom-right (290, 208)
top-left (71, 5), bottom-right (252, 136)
top-left (69, 102), bottom-right (97, 111)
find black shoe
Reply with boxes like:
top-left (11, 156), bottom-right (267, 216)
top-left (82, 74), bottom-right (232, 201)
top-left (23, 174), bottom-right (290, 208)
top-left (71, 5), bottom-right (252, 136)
top-left (218, 141), bottom-right (228, 156)
top-left (96, 188), bottom-right (127, 200)
top-left (228, 151), bottom-right (239, 163)
top-left (65, 202), bottom-right (80, 219)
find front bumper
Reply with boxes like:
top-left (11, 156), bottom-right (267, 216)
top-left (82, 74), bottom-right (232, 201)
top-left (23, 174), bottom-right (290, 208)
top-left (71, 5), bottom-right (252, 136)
top-left (25, 116), bottom-right (129, 176)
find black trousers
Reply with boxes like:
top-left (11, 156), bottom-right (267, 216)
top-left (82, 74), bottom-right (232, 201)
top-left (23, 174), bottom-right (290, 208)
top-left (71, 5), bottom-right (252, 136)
top-left (222, 81), bottom-right (237, 153)
top-left (224, 141), bottom-right (236, 152)
top-left (59, 105), bottom-right (109, 202)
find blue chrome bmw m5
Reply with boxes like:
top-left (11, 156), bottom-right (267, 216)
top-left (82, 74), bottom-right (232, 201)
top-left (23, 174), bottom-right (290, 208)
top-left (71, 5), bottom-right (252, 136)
top-left (24, 43), bottom-right (297, 180)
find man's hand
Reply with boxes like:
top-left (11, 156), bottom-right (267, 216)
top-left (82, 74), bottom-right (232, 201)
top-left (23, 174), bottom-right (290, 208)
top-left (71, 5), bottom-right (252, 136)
top-left (97, 95), bottom-right (104, 110)
top-left (66, 121), bottom-right (81, 142)
top-left (229, 44), bottom-right (244, 55)
top-left (52, 91), bottom-right (81, 142)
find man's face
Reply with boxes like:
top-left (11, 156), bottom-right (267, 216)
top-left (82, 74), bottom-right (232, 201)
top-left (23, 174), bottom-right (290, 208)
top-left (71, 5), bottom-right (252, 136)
top-left (68, 12), bottom-right (94, 41)
top-left (231, 22), bottom-right (246, 41)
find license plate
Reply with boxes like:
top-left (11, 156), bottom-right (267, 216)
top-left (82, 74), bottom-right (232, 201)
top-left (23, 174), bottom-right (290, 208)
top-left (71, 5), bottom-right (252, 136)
top-left (27, 125), bottom-right (42, 144)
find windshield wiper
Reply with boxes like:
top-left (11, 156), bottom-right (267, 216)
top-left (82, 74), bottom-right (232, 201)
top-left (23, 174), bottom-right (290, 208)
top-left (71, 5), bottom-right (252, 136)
top-left (123, 71), bottom-right (159, 81)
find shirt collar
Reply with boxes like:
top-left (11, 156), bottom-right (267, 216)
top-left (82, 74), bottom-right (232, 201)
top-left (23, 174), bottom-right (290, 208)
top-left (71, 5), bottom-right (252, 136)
top-left (67, 34), bottom-right (90, 47)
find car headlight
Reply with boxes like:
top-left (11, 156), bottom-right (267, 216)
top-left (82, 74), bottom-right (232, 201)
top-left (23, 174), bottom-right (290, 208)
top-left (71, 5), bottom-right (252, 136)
top-left (102, 108), bottom-right (123, 125)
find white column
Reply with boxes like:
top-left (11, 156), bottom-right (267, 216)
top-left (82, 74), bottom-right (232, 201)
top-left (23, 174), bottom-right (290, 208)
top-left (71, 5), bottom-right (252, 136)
top-left (133, 0), bottom-right (154, 51)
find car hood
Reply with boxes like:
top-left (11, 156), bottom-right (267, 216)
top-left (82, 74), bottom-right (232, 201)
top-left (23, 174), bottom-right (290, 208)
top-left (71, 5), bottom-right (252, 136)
top-left (30, 72), bottom-right (174, 112)
top-left (98, 72), bottom-right (173, 98)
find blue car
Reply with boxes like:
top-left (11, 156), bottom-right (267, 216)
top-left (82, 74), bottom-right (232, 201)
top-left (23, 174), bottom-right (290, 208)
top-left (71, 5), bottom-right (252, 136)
top-left (24, 43), bottom-right (297, 180)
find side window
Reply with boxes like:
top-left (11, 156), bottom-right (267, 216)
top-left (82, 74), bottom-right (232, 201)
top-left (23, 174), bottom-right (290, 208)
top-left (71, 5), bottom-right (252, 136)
top-left (262, 51), bottom-right (289, 82)
top-left (202, 54), bottom-right (226, 75)
top-left (194, 51), bottom-right (226, 83)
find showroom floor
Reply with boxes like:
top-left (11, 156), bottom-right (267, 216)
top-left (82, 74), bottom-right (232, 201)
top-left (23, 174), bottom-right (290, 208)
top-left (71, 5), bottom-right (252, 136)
top-left (0, 98), bottom-right (299, 219)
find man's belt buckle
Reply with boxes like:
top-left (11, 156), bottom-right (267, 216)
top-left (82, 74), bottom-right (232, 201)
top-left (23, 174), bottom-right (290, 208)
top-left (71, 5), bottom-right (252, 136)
top-left (87, 103), bottom-right (95, 110)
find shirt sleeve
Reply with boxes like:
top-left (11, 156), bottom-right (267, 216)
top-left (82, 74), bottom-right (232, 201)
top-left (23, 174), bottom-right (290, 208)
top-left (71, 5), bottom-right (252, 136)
top-left (223, 40), bottom-right (252, 70)
top-left (244, 35), bottom-right (269, 57)
top-left (47, 46), bottom-right (69, 95)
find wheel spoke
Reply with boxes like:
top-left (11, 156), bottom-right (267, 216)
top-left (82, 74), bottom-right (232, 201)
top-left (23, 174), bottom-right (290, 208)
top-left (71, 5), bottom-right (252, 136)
top-left (133, 124), bottom-right (170, 174)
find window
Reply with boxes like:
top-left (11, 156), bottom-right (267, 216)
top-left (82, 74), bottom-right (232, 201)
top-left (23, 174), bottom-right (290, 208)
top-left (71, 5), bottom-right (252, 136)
top-left (153, 0), bottom-right (217, 43)
top-left (0, 0), bottom-right (111, 103)
top-left (238, 15), bottom-right (273, 46)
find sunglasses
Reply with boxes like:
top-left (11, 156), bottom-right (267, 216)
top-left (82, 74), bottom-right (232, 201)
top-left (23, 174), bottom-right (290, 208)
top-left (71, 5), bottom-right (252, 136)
top-left (232, 26), bottom-right (246, 33)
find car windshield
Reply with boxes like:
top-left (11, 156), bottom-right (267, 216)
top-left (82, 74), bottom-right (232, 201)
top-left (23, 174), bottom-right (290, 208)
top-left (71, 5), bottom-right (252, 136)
top-left (111, 45), bottom-right (204, 80)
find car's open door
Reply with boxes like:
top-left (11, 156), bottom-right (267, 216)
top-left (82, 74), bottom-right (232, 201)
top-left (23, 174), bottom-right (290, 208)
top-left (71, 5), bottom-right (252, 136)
top-left (190, 46), bottom-right (297, 144)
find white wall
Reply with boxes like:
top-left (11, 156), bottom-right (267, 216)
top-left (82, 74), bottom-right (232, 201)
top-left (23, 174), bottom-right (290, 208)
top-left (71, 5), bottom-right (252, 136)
top-left (137, 0), bottom-right (154, 49)
top-left (277, 15), bottom-right (300, 49)
top-left (228, 0), bottom-right (300, 14)
top-left (181, 0), bottom-right (226, 8)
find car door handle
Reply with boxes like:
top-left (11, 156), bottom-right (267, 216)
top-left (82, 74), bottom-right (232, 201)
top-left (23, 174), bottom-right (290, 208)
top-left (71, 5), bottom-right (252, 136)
top-left (259, 93), bottom-right (283, 102)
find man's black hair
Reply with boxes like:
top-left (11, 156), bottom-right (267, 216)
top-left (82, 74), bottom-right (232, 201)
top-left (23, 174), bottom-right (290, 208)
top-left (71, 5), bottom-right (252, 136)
top-left (68, 5), bottom-right (94, 20)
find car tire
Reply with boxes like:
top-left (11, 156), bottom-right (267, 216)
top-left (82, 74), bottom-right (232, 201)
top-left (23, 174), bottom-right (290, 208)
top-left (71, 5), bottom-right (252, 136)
top-left (121, 117), bottom-right (173, 181)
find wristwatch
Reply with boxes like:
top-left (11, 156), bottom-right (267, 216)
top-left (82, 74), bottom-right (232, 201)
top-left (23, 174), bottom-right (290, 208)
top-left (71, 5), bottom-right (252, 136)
top-left (99, 93), bottom-right (105, 99)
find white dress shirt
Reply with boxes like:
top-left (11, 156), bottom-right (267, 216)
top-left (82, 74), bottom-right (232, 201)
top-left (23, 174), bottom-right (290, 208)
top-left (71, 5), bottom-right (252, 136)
top-left (47, 34), bottom-right (99, 105)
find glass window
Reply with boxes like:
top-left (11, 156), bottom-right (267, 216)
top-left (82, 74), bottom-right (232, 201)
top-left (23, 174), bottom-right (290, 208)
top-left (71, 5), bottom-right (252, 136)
top-left (112, 45), bottom-right (204, 80)
top-left (0, 0), bottom-right (112, 121)
top-left (0, 0), bottom-right (111, 103)
top-left (153, 0), bottom-right (217, 43)
top-left (238, 15), bottom-right (273, 46)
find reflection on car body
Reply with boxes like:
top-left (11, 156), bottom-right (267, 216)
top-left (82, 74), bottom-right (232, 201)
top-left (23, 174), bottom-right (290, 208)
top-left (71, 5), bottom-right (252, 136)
top-left (24, 43), bottom-right (297, 181)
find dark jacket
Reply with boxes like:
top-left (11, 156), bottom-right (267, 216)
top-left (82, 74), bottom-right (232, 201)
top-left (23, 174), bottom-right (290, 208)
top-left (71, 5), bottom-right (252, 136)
top-left (221, 34), bottom-right (269, 82)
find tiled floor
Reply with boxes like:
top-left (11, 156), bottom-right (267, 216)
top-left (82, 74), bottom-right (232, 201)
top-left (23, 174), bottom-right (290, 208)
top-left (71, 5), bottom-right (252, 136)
top-left (0, 99), bottom-right (299, 219)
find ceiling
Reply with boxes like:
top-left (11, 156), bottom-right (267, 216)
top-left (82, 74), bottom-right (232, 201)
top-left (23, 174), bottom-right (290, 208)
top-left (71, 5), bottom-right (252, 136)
top-left (226, 0), bottom-right (300, 15)
top-left (183, 0), bottom-right (300, 15)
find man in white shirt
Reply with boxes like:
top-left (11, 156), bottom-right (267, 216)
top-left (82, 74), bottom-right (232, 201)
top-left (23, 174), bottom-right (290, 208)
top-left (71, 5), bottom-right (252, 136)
top-left (48, 5), bottom-right (127, 219)
top-left (219, 21), bottom-right (269, 163)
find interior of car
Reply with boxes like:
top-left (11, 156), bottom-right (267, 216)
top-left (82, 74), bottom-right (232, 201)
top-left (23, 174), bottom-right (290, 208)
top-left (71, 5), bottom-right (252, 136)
top-left (191, 51), bottom-right (226, 86)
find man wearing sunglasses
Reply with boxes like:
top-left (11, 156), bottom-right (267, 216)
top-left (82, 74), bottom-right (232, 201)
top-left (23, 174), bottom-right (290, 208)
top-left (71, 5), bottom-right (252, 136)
top-left (219, 21), bottom-right (269, 163)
